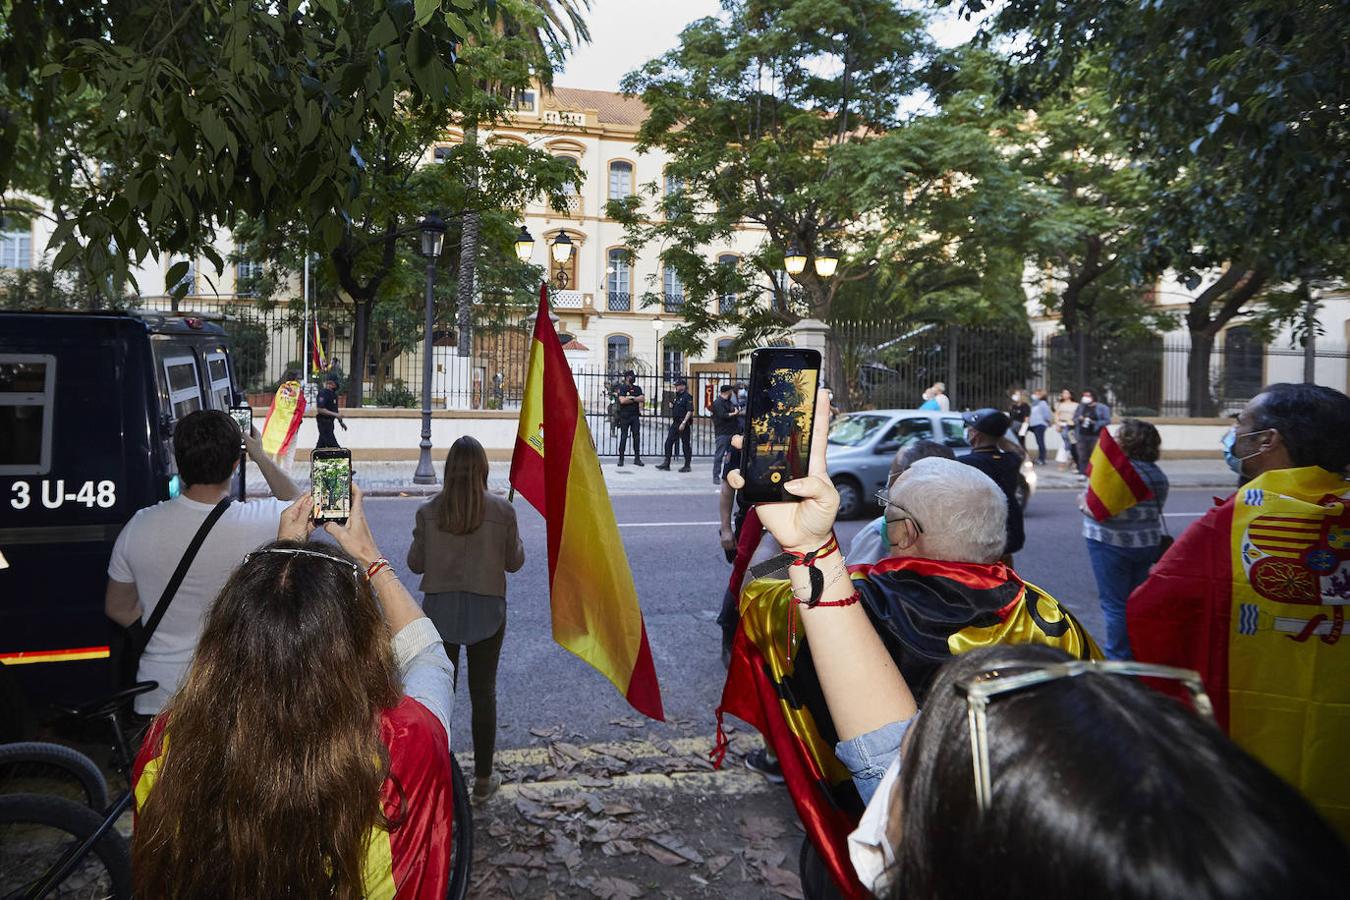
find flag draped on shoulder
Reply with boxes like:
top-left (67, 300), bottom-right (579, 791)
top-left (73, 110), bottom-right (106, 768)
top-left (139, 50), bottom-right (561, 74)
top-left (261, 379), bottom-right (305, 460)
top-left (1084, 427), bottom-right (1153, 522)
top-left (1129, 465), bottom-right (1350, 835)
top-left (510, 285), bottom-right (664, 720)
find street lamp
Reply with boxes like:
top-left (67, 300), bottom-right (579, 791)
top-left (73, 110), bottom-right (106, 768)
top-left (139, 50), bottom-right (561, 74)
top-left (514, 225), bottom-right (535, 262)
top-left (413, 213), bottom-right (447, 485)
top-left (815, 246), bottom-right (840, 278)
top-left (652, 316), bottom-right (664, 396)
top-left (551, 231), bottom-right (574, 263)
top-left (783, 243), bottom-right (807, 276)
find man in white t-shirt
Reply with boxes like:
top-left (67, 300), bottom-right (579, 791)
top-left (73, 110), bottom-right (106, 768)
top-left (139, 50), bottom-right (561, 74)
top-left (105, 409), bottom-right (300, 714)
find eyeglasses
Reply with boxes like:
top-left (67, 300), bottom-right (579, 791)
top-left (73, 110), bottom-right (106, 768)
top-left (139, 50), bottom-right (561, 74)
top-left (874, 490), bottom-right (924, 534)
top-left (241, 547), bottom-right (362, 581)
top-left (955, 660), bottom-right (1214, 812)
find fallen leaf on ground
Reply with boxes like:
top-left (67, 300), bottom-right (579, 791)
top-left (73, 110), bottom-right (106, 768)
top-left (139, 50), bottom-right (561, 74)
top-left (705, 854), bottom-right (732, 876)
top-left (642, 842), bottom-right (687, 866)
top-left (760, 865), bottom-right (804, 899)
top-left (588, 876), bottom-right (644, 899)
top-left (648, 833), bottom-right (705, 864)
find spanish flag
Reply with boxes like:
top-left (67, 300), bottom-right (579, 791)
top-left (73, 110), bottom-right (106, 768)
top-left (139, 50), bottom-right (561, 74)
top-left (1084, 427), bottom-right (1153, 522)
top-left (261, 379), bottom-right (305, 460)
top-left (1129, 465), bottom-right (1350, 835)
top-left (510, 285), bottom-right (664, 720)
top-left (310, 318), bottom-right (329, 375)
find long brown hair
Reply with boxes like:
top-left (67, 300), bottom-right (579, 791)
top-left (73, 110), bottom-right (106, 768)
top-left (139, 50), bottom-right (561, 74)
top-left (133, 540), bottom-right (401, 899)
top-left (436, 435), bottom-right (489, 534)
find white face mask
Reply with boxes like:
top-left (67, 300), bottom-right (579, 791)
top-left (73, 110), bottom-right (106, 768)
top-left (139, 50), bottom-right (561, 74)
top-left (1080, 396), bottom-right (1092, 404)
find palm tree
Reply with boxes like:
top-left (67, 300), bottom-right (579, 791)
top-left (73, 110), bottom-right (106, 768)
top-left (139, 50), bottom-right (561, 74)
top-left (455, 0), bottom-right (591, 356)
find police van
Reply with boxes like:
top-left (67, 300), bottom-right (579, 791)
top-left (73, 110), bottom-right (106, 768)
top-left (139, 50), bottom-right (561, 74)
top-left (0, 309), bottom-right (239, 738)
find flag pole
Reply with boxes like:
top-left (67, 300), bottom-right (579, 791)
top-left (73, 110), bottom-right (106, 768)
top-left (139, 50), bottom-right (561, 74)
top-left (302, 240), bottom-right (311, 389)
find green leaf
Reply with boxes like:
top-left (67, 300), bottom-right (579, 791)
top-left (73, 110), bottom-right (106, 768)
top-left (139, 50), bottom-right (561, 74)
top-left (319, 216), bottom-right (343, 251)
top-left (51, 240), bottom-right (81, 273)
top-left (414, 0), bottom-right (439, 27)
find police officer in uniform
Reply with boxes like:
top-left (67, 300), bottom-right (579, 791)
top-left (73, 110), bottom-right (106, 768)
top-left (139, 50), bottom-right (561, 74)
top-left (656, 377), bottom-right (694, 472)
top-left (616, 370), bottom-right (644, 467)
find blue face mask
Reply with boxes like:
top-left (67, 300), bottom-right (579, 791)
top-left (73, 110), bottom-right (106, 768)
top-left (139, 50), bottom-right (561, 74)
top-left (1221, 428), bottom-right (1242, 475)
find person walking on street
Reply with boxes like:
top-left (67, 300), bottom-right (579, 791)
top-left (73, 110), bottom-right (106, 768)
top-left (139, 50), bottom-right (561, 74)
top-left (711, 383), bottom-right (738, 483)
top-left (1028, 388), bottom-right (1052, 465)
top-left (1008, 389), bottom-right (1031, 449)
top-left (105, 410), bottom-right (300, 715)
top-left (615, 369), bottom-right (644, 467)
top-left (1080, 419), bottom-right (1168, 660)
top-left (656, 377), bottom-right (694, 472)
top-left (1054, 387), bottom-right (1079, 470)
top-left (408, 436), bottom-right (525, 804)
top-left (1075, 389), bottom-right (1108, 476)
top-left (956, 408), bottom-right (1025, 564)
top-left (314, 373), bottom-right (347, 449)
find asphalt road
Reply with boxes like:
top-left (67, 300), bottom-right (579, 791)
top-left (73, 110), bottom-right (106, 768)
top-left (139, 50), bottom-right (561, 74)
top-left (355, 487), bottom-right (1225, 753)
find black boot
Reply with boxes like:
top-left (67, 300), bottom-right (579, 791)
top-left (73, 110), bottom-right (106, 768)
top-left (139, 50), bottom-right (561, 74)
top-left (678, 463), bottom-right (691, 472)
top-left (655, 461), bottom-right (671, 470)
top-left (634, 458), bottom-right (644, 466)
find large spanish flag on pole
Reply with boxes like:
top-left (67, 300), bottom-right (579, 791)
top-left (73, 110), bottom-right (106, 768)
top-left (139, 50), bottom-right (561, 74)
top-left (1084, 427), bottom-right (1153, 522)
top-left (1129, 465), bottom-right (1350, 835)
top-left (510, 285), bottom-right (664, 720)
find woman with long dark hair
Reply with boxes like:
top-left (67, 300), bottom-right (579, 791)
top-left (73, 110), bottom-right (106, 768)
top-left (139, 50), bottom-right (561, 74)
top-left (409, 435), bottom-right (524, 803)
top-left (132, 489), bottom-right (457, 899)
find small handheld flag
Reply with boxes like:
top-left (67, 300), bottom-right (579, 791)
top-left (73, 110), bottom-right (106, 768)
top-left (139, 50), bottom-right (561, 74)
top-left (509, 284), bottom-right (664, 720)
top-left (1084, 427), bottom-right (1153, 522)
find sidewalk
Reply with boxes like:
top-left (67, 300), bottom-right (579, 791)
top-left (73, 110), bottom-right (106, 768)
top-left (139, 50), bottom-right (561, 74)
top-left (245, 456), bottom-right (1236, 498)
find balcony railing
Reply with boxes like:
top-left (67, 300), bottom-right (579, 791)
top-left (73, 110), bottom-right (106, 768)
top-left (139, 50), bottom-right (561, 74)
top-left (719, 293), bottom-right (736, 314)
top-left (552, 290), bottom-right (584, 309)
top-left (558, 193), bottom-right (582, 216)
top-left (662, 292), bottom-right (685, 313)
top-left (606, 291), bottom-right (632, 311)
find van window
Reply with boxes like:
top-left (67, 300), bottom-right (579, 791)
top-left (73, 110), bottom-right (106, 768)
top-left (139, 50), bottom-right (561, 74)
top-left (0, 354), bottom-right (56, 475)
top-left (163, 355), bottom-right (204, 421)
top-left (204, 350), bottom-right (232, 409)
top-left (941, 417), bottom-right (970, 447)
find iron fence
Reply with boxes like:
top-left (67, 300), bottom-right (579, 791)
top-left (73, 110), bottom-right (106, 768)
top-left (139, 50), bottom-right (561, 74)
top-left (833, 320), bottom-right (1350, 417)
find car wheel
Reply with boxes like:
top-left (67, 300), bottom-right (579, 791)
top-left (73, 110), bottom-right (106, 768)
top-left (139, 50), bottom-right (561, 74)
top-left (1015, 477), bottom-right (1030, 511)
top-left (833, 476), bottom-right (863, 520)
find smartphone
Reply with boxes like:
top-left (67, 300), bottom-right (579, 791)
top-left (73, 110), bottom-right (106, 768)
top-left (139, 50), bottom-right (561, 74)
top-left (739, 348), bottom-right (821, 503)
top-left (229, 403), bottom-right (252, 445)
top-left (311, 448), bottom-right (352, 525)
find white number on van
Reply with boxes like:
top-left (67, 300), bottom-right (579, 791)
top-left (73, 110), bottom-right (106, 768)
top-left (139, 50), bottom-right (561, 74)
top-left (9, 480), bottom-right (116, 510)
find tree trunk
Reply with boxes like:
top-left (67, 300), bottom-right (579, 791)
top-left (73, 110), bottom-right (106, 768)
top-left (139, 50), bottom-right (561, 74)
top-left (1300, 279), bottom-right (1316, 383)
top-left (347, 299), bottom-right (373, 408)
top-left (455, 124), bottom-right (480, 357)
top-left (1186, 330), bottom-right (1217, 417)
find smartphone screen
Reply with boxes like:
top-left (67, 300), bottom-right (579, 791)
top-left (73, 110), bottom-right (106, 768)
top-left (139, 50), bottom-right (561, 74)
top-left (311, 449), bottom-right (352, 524)
top-left (740, 348), bottom-right (821, 503)
top-left (229, 405), bottom-right (252, 443)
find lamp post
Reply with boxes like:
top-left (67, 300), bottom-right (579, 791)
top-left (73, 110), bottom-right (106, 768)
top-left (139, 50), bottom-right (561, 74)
top-left (814, 246), bottom-right (840, 278)
top-left (652, 316), bottom-right (664, 412)
top-left (550, 231), bottom-right (574, 289)
top-left (784, 243), bottom-right (807, 277)
top-left (514, 225), bottom-right (535, 263)
top-left (413, 213), bottom-right (446, 485)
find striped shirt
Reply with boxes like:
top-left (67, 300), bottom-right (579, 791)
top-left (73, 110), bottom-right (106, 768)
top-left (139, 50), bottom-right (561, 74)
top-left (1082, 459), bottom-right (1170, 548)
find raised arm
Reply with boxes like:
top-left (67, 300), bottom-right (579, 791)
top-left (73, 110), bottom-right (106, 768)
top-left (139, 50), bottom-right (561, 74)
top-left (727, 390), bottom-right (916, 741)
top-left (243, 427), bottom-right (300, 501)
top-left (321, 486), bottom-right (425, 634)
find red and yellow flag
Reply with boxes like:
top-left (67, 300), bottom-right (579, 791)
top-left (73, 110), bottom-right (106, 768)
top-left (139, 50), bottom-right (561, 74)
top-left (510, 285), bottom-right (664, 720)
top-left (310, 318), bottom-right (329, 375)
top-left (261, 379), bottom-right (306, 460)
top-left (1084, 427), bottom-right (1153, 522)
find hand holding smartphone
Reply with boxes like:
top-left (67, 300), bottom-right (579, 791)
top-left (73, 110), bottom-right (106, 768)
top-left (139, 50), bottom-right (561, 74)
top-left (311, 448), bottom-right (352, 525)
top-left (229, 403), bottom-right (252, 446)
top-left (738, 348), bottom-right (822, 504)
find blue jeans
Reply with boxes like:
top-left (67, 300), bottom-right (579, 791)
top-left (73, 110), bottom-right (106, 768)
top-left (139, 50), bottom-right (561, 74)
top-left (1085, 539), bottom-right (1159, 660)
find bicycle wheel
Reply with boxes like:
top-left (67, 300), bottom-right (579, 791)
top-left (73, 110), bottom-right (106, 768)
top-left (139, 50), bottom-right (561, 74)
top-left (0, 743), bottom-right (110, 811)
top-left (445, 753), bottom-right (473, 900)
top-left (0, 792), bottom-right (132, 900)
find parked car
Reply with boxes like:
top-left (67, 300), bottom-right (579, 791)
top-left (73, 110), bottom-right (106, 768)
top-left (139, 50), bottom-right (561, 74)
top-left (0, 309), bottom-right (239, 738)
top-left (825, 409), bottom-right (1037, 518)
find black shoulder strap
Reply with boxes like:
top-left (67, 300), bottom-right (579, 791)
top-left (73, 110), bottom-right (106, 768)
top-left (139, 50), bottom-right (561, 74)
top-left (138, 497), bottom-right (234, 652)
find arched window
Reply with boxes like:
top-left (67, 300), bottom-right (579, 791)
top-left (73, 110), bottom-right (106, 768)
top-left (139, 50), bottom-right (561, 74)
top-left (717, 254), bottom-right (738, 314)
top-left (664, 170), bottom-right (684, 196)
top-left (608, 161), bottom-right (633, 200)
top-left (663, 267), bottom-right (684, 313)
top-left (554, 154), bottom-right (580, 212)
top-left (607, 248), bottom-right (632, 311)
top-left (606, 335), bottom-right (631, 372)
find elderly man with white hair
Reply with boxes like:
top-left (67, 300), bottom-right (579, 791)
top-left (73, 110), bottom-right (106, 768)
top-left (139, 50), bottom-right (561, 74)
top-left (716, 394), bottom-right (1099, 896)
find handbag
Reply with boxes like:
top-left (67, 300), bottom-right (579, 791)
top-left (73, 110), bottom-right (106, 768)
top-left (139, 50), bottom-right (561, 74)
top-left (115, 497), bottom-right (234, 687)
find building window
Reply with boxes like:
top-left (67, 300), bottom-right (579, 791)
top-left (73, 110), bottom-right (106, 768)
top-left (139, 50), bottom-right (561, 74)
top-left (555, 154), bottom-right (581, 213)
top-left (608, 161), bottom-right (633, 200)
top-left (606, 335), bottom-right (631, 372)
top-left (606, 248), bottom-right (632, 311)
top-left (0, 218), bottom-right (32, 270)
top-left (717, 254), bottom-right (738, 313)
top-left (235, 260), bottom-right (262, 295)
top-left (512, 89), bottom-right (537, 111)
top-left (433, 146), bottom-right (452, 162)
top-left (716, 338), bottom-right (736, 363)
top-left (663, 267), bottom-right (684, 313)
top-left (662, 347), bottom-right (685, 378)
top-left (664, 171), bottom-right (684, 196)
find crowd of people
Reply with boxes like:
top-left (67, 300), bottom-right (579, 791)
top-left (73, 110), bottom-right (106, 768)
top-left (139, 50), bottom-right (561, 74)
top-left (103, 373), bottom-right (1348, 896)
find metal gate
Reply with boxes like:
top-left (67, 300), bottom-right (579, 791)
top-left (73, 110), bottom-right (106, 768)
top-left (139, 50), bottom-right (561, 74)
top-left (573, 369), bottom-right (747, 460)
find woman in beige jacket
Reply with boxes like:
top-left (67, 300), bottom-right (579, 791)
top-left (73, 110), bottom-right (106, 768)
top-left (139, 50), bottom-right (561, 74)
top-left (408, 436), bottom-right (525, 802)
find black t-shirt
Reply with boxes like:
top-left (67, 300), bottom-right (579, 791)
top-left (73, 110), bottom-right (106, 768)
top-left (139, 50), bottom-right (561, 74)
top-left (712, 396), bottom-right (739, 436)
top-left (669, 391), bottom-right (694, 423)
top-left (617, 382), bottom-right (644, 421)
top-left (316, 387), bottom-right (339, 433)
top-left (959, 448), bottom-right (1026, 555)
top-left (1009, 401), bottom-right (1030, 423)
